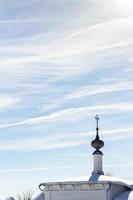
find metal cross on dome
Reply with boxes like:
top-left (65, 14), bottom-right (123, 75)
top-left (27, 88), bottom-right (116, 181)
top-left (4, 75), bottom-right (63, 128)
top-left (95, 114), bottom-right (100, 129)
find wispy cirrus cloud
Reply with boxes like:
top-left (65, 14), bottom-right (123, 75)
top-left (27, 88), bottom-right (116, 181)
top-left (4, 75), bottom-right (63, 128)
top-left (65, 81), bottom-right (133, 101)
top-left (0, 166), bottom-right (76, 173)
top-left (0, 16), bottom-right (132, 82)
top-left (39, 81), bottom-right (133, 112)
top-left (0, 124), bottom-right (132, 152)
top-left (0, 0), bottom-right (133, 198)
top-left (0, 136), bottom-right (87, 151)
top-left (0, 102), bottom-right (133, 128)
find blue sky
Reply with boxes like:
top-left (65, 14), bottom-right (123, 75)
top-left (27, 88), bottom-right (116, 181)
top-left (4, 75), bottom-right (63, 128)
top-left (0, 0), bottom-right (133, 198)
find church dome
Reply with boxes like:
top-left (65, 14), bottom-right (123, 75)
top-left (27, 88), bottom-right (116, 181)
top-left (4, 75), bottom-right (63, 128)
top-left (91, 115), bottom-right (104, 155)
top-left (91, 135), bottom-right (104, 150)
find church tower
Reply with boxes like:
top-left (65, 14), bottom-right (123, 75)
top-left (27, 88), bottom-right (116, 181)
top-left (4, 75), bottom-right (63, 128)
top-left (37, 114), bottom-right (133, 200)
top-left (91, 115), bottom-right (104, 175)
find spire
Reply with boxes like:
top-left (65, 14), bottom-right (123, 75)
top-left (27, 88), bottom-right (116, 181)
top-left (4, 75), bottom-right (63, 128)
top-left (91, 115), bottom-right (104, 155)
top-left (91, 115), bottom-right (104, 175)
top-left (95, 114), bottom-right (100, 140)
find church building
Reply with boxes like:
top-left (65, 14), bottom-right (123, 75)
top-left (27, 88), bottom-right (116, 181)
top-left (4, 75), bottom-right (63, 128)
top-left (34, 115), bottom-right (133, 200)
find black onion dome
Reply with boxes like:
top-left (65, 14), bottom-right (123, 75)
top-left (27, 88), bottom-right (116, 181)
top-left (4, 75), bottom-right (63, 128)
top-left (91, 115), bottom-right (104, 154)
top-left (91, 133), bottom-right (104, 150)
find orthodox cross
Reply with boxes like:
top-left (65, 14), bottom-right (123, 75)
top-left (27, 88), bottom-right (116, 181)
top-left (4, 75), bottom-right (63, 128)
top-left (95, 114), bottom-right (100, 130)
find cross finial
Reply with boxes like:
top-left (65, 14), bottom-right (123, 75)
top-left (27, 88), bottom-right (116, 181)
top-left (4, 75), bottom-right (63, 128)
top-left (95, 114), bottom-right (100, 129)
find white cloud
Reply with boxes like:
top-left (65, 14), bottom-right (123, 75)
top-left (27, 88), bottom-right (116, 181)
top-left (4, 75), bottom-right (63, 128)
top-left (39, 81), bottom-right (133, 113)
top-left (44, 17), bottom-right (133, 59)
top-left (0, 135), bottom-right (87, 151)
top-left (0, 0), bottom-right (133, 198)
top-left (0, 95), bottom-right (20, 111)
top-left (0, 16), bottom-right (132, 82)
top-left (0, 126), bottom-right (132, 152)
top-left (0, 102), bottom-right (133, 128)
top-left (65, 81), bottom-right (133, 101)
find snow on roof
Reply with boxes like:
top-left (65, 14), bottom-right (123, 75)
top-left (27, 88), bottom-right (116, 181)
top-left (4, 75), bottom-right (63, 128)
top-left (88, 175), bottom-right (133, 190)
top-left (39, 175), bottom-right (133, 191)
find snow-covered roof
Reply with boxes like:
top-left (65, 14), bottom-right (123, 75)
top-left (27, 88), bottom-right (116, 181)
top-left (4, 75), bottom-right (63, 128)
top-left (39, 175), bottom-right (133, 191)
top-left (88, 175), bottom-right (133, 190)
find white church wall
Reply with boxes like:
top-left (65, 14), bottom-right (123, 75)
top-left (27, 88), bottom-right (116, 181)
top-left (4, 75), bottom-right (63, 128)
top-left (41, 182), bottom-right (129, 200)
top-left (48, 190), bottom-right (107, 200)
top-left (42, 182), bottom-right (111, 200)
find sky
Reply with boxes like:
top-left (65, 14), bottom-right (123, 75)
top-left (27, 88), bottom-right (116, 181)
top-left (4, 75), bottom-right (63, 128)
top-left (0, 0), bottom-right (133, 198)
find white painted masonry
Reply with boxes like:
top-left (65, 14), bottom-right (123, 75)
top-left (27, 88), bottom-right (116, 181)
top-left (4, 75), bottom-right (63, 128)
top-left (37, 178), bottom-right (131, 200)
top-left (92, 154), bottom-right (103, 175)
